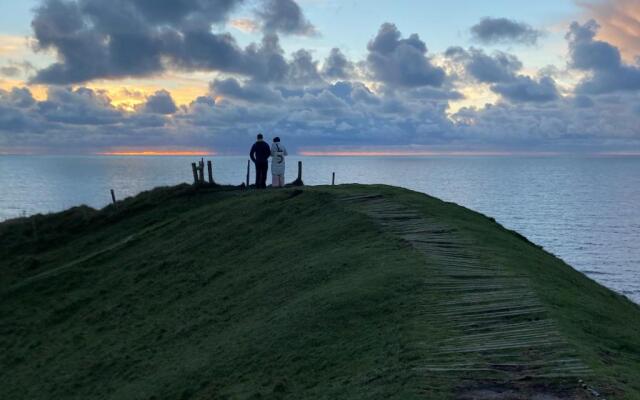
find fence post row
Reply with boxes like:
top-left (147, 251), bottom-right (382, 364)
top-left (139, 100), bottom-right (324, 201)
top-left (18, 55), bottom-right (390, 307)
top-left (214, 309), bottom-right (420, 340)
top-left (190, 158), bottom-right (310, 188)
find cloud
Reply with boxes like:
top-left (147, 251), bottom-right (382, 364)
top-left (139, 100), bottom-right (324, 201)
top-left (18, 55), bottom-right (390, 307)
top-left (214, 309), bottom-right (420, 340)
top-left (446, 47), bottom-right (558, 103)
top-left (492, 76), bottom-right (559, 103)
top-left (578, 0), bottom-right (640, 61)
top-left (322, 48), bottom-right (355, 80)
top-left (567, 20), bottom-right (640, 94)
top-left (210, 78), bottom-right (283, 103)
top-left (287, 49), bottom-right (323, 85)
top-left (235, 34), bottom-right (290, 83)
top-left (0, 86), bottom-right (182, 152)
top-left (471, 17), bottom-right (542, 45)
top-left (0, 87), bottom-right (36, 108)
top-left (0, 77), bottom-right (460, 153)
top-left (0, 35), bottom-right (31, 57)
top-left (230, 18), bottom-right (260, 33)
top-left (0, 67), bottom-right (21, 78)
top-left (191, 96), bottom-right (216, 107)
top-left (29, 0), bottom-right (310, 84)
top-left (573, 94), bottom-right (595, 108)
top-left (445, 47), bottom-right (522, 83)
top-left (257, 0), bottom-right (317, 36)
top-left (366, 23), bottom-right (446, 88)
top-left (453, 93), bottom-right (640, 146)
top-left (37, 87), bottom-right (124, 124)
top-left (2, 76), bottom-right (639, 154)
top-left (4, 6), bottom-right (640, 154)
top-left (0, 105), bottom-right (32, 133)
top-left (0, 61), bottom-right (35, 78)
top-left (140, 90), bottom-right (178, 114)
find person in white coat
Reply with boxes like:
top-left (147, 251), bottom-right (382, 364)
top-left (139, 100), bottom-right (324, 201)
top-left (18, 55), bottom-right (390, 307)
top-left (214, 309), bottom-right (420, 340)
top-left (270, 137), bottom-right (287, 187)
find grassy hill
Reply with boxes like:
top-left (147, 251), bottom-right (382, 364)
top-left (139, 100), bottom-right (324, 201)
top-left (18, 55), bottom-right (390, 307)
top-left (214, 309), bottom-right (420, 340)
top-left (1, 184), bottom-right (639, 399)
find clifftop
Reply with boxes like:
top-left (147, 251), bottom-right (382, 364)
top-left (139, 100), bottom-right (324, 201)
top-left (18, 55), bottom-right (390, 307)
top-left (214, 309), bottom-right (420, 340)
top-left (1, 184), bottom-right (639, 399)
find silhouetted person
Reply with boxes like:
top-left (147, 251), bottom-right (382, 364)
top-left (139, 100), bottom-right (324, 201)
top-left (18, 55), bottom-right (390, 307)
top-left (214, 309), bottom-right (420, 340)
top-left (250, 133), bottom-right (271, 188)
top-left (271, 136), bottom-right (288, 188)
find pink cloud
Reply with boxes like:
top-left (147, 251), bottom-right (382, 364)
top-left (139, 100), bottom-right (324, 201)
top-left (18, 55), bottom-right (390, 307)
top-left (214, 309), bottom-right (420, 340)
top-left (578, 0), bottom-right (640, 61)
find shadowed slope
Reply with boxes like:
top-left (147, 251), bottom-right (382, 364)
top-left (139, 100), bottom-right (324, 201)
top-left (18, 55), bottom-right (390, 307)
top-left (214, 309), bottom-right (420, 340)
top-left (1, 184), bottom-right (639, 399)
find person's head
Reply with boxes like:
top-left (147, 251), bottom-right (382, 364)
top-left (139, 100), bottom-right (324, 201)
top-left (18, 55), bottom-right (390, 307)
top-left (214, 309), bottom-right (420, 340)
top-left (273, 137), bottom-right (280, 143)
top-left (257, 133), bottom-right (263, 141)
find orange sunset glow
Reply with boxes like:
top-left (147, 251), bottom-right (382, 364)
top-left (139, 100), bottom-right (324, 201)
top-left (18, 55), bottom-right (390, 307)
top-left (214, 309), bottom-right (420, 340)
top-left (98, 150), bottom-right (215, 156)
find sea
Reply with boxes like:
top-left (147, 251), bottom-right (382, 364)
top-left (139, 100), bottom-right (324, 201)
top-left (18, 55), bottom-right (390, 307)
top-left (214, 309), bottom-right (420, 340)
top-left (1, 155), bottom-right (639, 304)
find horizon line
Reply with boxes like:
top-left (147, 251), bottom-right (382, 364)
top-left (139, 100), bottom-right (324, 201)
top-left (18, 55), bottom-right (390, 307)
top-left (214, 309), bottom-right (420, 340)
top-left (2, 151), bottom-right (640, 157)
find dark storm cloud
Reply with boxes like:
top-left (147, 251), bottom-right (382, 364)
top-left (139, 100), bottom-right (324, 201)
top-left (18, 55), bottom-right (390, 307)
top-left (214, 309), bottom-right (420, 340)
top-left (141, 90), bottom-right (178, 114)
top-left (567, 20), bottom-right (640, 94)
top-left (29, 0), bottom-right (314, 84)
top-left (322, 48), bottom-right (354, 79)
top-left (471, 17), bottom-right (541, 45)
top-left (366, 23), bottom-right (446, 88)
top-left (257, 0), bottom-right (316, 36)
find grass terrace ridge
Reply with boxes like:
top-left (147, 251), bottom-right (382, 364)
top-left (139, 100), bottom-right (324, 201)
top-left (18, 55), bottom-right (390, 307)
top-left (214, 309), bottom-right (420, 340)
top-left (1, 184), bottom-right (639, 399)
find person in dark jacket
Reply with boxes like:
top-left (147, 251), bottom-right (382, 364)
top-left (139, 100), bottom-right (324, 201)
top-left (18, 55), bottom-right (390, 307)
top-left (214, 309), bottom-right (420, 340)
top-left (250, 133), bottom-right (271, 188)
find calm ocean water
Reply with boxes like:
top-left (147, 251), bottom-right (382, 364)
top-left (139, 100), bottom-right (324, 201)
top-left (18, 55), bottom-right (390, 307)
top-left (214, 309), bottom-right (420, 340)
top-left (1, 155), bottom-right (639, 303)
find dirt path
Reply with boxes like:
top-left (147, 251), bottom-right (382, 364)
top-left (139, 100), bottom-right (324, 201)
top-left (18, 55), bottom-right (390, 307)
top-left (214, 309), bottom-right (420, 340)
top-left (341, 193), bottom-right (592, 399)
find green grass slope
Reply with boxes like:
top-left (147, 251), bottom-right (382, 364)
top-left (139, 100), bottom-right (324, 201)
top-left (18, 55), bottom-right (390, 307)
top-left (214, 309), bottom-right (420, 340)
top-left (1, 184), bottom-right (639, 399)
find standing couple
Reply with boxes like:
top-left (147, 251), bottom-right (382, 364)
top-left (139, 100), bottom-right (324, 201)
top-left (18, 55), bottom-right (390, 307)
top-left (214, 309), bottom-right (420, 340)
top-left (249, 133), bottom-right (288, 189)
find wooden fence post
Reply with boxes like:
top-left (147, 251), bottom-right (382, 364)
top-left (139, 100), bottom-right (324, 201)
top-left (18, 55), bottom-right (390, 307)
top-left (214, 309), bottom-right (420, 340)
top-left (198, 159), bottom-right (205, 184)
top-left (110, 189), bottom-right (117, 205)
top-left (292, 161), bottom-right (304, 186)
top-left (332, 172), bottom-right (335, 186)
top-left (207, 160), bottom-right (214, 185)
top-left (246, 160), bottom-right (251, 187)
top-left (191, 162), bottom-right (198, 185)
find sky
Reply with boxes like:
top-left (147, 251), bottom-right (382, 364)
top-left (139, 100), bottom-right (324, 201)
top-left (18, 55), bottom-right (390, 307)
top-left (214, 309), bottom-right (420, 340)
top-left (0, 0), bottom-right (639, 155)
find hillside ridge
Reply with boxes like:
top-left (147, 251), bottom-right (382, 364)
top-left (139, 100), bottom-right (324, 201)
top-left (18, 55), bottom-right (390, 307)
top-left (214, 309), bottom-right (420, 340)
top-left (1, 184), bottom-right (639, 399)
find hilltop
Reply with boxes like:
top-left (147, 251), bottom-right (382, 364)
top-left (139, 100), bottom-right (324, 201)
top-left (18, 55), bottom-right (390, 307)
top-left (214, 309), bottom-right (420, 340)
top-left (1, 184), bottom-right (639, 399)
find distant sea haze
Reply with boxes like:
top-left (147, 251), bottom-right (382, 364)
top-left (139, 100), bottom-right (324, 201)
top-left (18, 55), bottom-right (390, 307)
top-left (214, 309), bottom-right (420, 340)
top-left (1, 155), bottom-right (639, 304)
